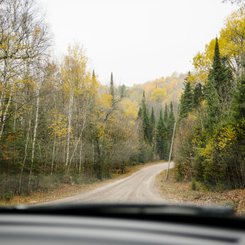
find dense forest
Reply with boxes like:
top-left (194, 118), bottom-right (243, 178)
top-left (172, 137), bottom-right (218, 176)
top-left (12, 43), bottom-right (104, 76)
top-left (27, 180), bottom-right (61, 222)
top-left (174, 7), bottom-right (245, 190)
top-left (0, 0), bottom-right (179, 198)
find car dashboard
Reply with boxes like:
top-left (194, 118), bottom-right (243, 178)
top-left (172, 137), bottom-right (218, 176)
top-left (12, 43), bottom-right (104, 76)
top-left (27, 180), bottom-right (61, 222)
top-left (0, 204), bottom-right (245, 245)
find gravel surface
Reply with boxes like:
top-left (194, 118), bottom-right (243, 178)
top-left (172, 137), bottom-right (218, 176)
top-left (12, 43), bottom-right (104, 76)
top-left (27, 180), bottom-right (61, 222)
top-left (43, 162), bottom-right (174, 205)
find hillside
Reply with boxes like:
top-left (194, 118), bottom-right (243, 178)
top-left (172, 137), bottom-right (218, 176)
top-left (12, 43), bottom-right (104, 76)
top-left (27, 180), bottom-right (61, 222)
top-left (127, 73), bottom-right (185, 105)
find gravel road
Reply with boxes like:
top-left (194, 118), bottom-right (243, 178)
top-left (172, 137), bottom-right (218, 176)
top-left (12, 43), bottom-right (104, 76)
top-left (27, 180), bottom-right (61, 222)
top-left (45, 162), bottom-right (173, 205)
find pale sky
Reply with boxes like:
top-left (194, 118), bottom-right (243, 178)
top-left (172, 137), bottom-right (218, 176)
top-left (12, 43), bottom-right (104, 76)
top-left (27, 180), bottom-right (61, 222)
top-left (38, 0), bottom-right (238, 86)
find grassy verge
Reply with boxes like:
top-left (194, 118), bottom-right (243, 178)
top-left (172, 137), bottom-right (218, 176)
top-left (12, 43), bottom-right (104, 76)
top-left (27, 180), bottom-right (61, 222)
top-left (0, 161), bottom-right (159, 206)
top-left (155, 169), bottom-right (245, 215)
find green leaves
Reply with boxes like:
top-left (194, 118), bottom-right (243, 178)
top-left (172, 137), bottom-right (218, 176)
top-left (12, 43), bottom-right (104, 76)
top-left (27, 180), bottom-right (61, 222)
top-left (175, 16), bottom-right (245, 190)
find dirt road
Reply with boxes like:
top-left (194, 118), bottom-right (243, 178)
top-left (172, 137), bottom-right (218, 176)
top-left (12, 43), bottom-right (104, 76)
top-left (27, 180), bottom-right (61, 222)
top-left (45, 162), bottom-right (173, 205)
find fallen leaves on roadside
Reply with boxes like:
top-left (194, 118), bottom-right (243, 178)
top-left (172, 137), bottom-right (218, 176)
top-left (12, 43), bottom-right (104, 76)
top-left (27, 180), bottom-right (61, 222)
top-left (155, 170), bottom-right (245, 215)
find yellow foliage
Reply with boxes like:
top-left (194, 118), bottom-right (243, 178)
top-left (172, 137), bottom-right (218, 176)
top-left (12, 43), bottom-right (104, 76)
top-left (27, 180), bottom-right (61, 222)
top-left (16, 78), bottom-right (36, 89)
top-left (120, 98), bottom-right (138, 120)
top-left (96, 93), bottom-right (112, 109)
top-left (61, 44), bottom-right (92, 98)
top-left (199, 140), bottom-right (214, 158)
top-left (95, 122), bottom-right (105, 139)
top-left (217, 126), bottom-right (237, 150)
top-left (220, 7), bottom-right (245, 58)
top-left (150, 87), bottom-right (166, 102)
top-left (33, 26), bottom-right (41, 36)
top-left (192, 8), bottom-right (245, 82)
top-left (49, 112), bottom-right (68, 138)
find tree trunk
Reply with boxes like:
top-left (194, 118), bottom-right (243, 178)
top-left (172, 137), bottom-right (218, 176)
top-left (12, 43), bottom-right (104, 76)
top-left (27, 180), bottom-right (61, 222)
top-left (18, 110), bottom-right (33, 194)
top-left (65, 86), bottom-right (74, 173)
top-left (79, 140), bottom-right (83, 174)
top-left (51, 136), bottom-right (56, 175)
top-left (28, 84), bottom-right (40, 192)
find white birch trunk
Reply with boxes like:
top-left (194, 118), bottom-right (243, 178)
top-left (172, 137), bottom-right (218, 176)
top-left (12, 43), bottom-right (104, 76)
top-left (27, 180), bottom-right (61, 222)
top-left (68, 113), bottom-right (87, 169)
top-left (28, 83), bottom-right (41, 191)
top-left (79, 140), bottom-right (83, 174)
top-left (65, 84), bottom-right (74, 172)
top-left (18, 109), bottom-right (33, 194)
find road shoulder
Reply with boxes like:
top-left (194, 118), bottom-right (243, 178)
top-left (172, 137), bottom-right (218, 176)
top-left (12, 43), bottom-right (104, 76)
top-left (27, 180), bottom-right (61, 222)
top-left (155, 169), bottom-right (245, 215)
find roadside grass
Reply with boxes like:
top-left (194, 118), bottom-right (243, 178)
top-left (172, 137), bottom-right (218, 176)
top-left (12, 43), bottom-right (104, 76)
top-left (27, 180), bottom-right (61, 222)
top-left (155, 169), bottom-right (245, 215)
top-left (0, 161), bottom-right (161, 206)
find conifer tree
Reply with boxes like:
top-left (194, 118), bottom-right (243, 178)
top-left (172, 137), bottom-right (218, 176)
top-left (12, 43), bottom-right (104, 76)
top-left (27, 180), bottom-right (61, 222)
top-left (156, 109), bottom-right (167, 159)
top-left (208, 38), bottom-right (233, 108)
top-left (119, 84), bottom-right (126, 98)
top-left (150, 107), bottom-right (155, 127)
top-left (137, 107), bottom-right (142, 119)
top-left (141, 91), bottom-right (151, 143)
top-left (110, 72), bottom-right (115, 106)
top-left (164, 104), bottom-right (169, 125)
top-left (193, 83), bottom-right (203, 108)
top-left (149, 107), bottom-right (155, 144)
top-left (211, 38), bottom-right (222, 89)
top-left (205, 38), bottom-right (233, 127)
top-left (179, 74), bottom-right (193, 119)
top-left (232, 55), bottom-right (245, 121)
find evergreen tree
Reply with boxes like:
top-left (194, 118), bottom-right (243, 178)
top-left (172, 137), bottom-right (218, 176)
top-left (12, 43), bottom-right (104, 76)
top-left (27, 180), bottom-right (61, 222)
top-left (163, 104), bottom-right (169, 125)
top-left (232, 55), bottom-right (245, 121)
top-left (156, 109), bottom-right (167, 159)
top-left (193, 83), bottom-right (203, 108)
top-left (137, 107), bottom-right (142, 119)
top-left (141, 91), bottom-right (151, 143)
top-left (149, 107), bottom-right (155, 144)
top-left (119, 84), bottom-right (126, 99)
top-left (179, 74), bottom-right (193, 119)
top-left (208, 38), bottom-right (233, 108)
top-left (110, 72), bottom-right (115, 106)
top-left (204, 79), bottom-right (220, 129)
top-left (211, 38), bottom-right (222, 90)
top-left (205, 38), bottom-right (233, 127)
top-left (150, 107), bottom-right (155, 126)
top-left (168, 102), bottom-right (175, 135)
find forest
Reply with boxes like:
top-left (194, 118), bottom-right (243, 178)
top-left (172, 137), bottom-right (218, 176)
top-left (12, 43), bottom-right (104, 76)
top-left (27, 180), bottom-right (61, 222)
top-left (0, 0), bottom-right (244, 199)
top-left (175, 7), bottom-right (245, 190)
top-left (0, 0), bottom-right (180, 198)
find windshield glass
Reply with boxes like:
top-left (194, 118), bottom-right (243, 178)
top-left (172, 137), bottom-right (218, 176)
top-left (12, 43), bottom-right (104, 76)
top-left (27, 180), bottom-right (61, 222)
top-left (0, 0), bottom-right (244, 216)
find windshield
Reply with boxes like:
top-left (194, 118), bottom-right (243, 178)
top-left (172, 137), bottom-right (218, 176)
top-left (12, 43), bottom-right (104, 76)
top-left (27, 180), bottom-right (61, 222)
top-left (0, 0), bottom-right (244, 216)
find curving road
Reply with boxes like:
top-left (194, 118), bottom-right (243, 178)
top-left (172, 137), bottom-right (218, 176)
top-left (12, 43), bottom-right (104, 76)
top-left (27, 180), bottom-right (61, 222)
top-left (45, 162), bottom-right (173, 205)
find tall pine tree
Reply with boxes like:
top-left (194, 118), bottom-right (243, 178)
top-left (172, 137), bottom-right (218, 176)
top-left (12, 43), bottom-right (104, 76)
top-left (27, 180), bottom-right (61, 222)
top-left (179, 73), bottom-right (193, 119)
top-left (156, 108), bottom-right (167, 160)
top-left (141, 91), bottom-right (151, 143)
top-left (149, 107), bottom-right (155, 144)
top-left (110, 72), bottom-right (115, 106)
top-left (207, 38), bottom-right (233, 112)
top-left (193, 83), bottom-right (203, 108)
top-left (164, 104), bottom-right (169, 126)
top-left (205, 38), bottom-right (233, 127)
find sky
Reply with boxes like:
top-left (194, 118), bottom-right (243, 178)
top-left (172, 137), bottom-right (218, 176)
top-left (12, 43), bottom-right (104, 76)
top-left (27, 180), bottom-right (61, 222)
top-left (38, 0), bottom-right (237, 86)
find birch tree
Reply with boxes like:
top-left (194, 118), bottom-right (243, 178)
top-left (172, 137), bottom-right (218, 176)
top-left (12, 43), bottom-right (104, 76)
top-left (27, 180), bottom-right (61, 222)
top-left (0, 0), bottom-right (49, 141)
